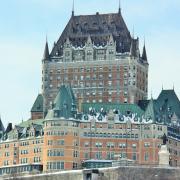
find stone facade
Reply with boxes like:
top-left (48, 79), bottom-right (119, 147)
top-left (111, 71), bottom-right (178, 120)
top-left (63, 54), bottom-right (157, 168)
top-left (167, 116), bottom-right (180, 167)
top-left (42, 11), bottom-right (148, 115)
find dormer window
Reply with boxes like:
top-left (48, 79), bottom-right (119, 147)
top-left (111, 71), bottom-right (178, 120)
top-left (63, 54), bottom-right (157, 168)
top-left (98, 114), bottom-right (103, 121)
top-left (109, 50), bottom-right (114, 54)
top-left (87, 50), bottom-right (92, 55)
top-left (168, 107), bottom-right (171, 111)
top-left (127, 110), bottom-right (131, 115)
top-left (84, 115), bottom-right (89, 121)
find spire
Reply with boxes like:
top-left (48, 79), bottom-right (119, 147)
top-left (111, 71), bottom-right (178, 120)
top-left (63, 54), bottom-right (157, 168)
top-left (86, 34), bottom-right (92, 45)
top-left (132, 26), bottom-right (134, 39)
top-left (72, 0), bottom-right (74, 16)
top-left (130, 39), bottom-right (136, 57)
top-left (108, 34), bottom-right (114, 45)
top-left (43, 38), bottom-right (50, 60)
top-left (46, 85), bottom-right (77, 119)
top-left (151, 90), bottom-right (153, 99)
top-left (142, 40), bottom-right (147, 61)
top-left (118, 0), bottom-right (121, 14)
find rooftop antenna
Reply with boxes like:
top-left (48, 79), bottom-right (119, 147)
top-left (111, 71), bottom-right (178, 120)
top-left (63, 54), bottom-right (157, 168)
top-left (118, 0), bottom-right (121, 14)
top-left (72, 0), bottom-right (75, 16)
top-left (46, 34), bottom-right (48, 43)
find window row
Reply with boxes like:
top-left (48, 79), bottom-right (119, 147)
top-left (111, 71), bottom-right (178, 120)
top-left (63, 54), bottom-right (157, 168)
top-left (83, 132), bottom-right (139, 139)
top-left (47, 149), bottom-right (64, 157)
top-left (47, 162), bottom-right (64, 170)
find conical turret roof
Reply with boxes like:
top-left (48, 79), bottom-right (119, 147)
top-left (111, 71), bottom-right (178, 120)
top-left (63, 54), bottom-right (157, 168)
top-left (142, 44), bottom-right (147, 61)
top-left (46, 85), bottom-right (77, 119)
top-left (43, 41), bottom-right (50, 60)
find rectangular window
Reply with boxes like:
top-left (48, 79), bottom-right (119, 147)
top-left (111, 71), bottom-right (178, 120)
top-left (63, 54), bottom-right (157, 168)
top-left (107, 152), bottom-right (114, 160)
top-left (132, 153), bottom-right (137, 160)
top-left (47, 162), bottom-right (64, 170)
top-left (144, 152), bottom-right (149, 161)
top-left (95, 152), bottom-right (102, 159)
top-left (48, 140), bottom-right (53, 145)
top-left (47, 149), bottom-right (64, 157)
top-left (84, 152), bottom-right (89, 159)
top-left (57, 140), bottom-right (65, 145)
top-left (73, 151), bottom-right (78, 157)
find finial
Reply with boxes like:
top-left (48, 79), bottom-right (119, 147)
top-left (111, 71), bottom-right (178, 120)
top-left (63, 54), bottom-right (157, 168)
top-left (72, 0), bottom-right (74, 16)
top-left (118, 0), bottom-right (121, 14)
top-left (173, 83), bottom-right (175, 90)
top-left (132, 26), bottom-right (134, 39)
top-left (151, 90), bottom-right (153, 99)
top-left (144, 36), bottom-right (146, 46)
top-left (162, 84), bottom-right (164, 90)
top-left (43, 36), bottom-right (50, 60)
top-left (46, 34), bottom-right (48, 43)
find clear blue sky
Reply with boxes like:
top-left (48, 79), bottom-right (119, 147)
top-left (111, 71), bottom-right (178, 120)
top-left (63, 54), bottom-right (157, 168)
top-left (0, 0), bottom-right (180, 127)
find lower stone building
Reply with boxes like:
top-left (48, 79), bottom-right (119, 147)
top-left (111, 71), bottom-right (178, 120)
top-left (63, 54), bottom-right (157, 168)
top-left (167, 113), bottom-right (180, 167)
top-left (0, 85), bottom-right (168, 175)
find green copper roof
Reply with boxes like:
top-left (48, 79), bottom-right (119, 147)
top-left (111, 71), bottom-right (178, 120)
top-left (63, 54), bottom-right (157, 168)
top-left (31, 94), bottom-right (43, 112)
top-left (82, 103), bottom-right (144, 116)
top-left (18, 119), bottom-right (44, 128)
top-left (143, 99), bottom-right (158, 123)
top-left (46, 85), bottom-right (77, 119)
top-left (143, 89), bottom-right (180, 124)
top-left (157, 90), bottom-right (180, 118)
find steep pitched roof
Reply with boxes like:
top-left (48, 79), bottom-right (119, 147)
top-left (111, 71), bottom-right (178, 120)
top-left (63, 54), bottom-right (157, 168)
top-left (46, 85), bottom-right (77, 119)
top-left (143, 90), bottom-right (180, 124)
top-left (0, 117), bottom-right (5, 132)
top-left (143, 99), bottom-right (159, 123)
top-left (51, 12), bottom-right (132, 56)
top-left (31, 94), bottom-right (43, 112)
top-left (5, 123), bottom-right (12, 134)
top-left (53, 85), bottom-right (76, 110)
top-left (138, 100), bottom-right (150, 111)
top-left (157, 90), bottom-right (180, 118)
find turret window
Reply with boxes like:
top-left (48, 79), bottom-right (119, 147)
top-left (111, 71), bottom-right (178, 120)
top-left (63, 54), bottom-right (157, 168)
top-left (109, 50), bottom-right (114, 54)
top-left (87, 50), bottom-right (92, 55)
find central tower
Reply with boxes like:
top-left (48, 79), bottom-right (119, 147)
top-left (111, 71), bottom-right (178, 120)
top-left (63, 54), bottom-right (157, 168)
top-left (42, 9), bottom-right (149, 115)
